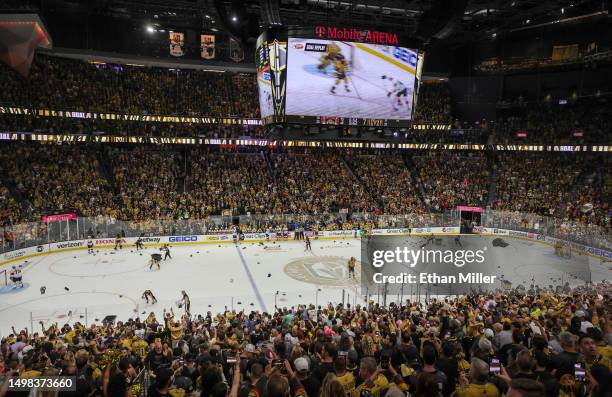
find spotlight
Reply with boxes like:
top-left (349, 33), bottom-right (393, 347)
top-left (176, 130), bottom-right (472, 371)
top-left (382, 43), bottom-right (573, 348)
top-left (146, 25), bottom-right (155, 33)
top-left (232, 16), bottom-right (238, 22)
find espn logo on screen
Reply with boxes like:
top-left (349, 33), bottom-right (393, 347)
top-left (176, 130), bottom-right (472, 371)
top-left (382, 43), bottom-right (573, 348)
top-left (304, 43), bottom-right (327, 52)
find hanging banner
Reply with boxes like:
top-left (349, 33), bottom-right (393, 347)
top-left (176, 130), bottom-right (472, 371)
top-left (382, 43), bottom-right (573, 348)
top-left (201, 34), bottom-right (216, 59)
top-left (169, 31), bottom-right (185, 57)
top-left (552, 44), bottom-right (578, 61)
top-left (229, 37), bottom-right (244, 62)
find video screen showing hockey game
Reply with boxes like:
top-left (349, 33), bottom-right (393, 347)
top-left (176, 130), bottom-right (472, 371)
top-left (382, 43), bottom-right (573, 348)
top-left (286, 38), bottom-right (418, 122)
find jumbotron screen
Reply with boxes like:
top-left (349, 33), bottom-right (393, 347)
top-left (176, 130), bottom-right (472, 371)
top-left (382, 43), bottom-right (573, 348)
top-left (285, 38), bottom-right (419, 126)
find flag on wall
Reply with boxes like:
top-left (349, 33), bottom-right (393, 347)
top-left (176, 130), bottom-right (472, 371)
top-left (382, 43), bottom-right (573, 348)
top-left (169, 31), bottom-right (184, 57)
top-left (201, 34), bottom-right (215, 59)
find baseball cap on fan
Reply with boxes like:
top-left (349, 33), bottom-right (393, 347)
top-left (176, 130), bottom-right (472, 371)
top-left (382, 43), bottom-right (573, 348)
top-left (294, 357), bottom-right (309, 373)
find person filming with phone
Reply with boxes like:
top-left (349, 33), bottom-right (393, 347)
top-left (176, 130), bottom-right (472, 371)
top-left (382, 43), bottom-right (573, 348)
top-left (455, 357), bottom-right (501, 397)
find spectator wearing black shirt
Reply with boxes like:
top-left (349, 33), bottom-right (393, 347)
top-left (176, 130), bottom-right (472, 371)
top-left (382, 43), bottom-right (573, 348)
top-left (294, 356), bottom-right (321, 397)
top-left (436, 341), bottom-right (459, 397)
top-left (409, 345), bottom-right (447, 397)
top-left (532, 351), bottom-right (559, 397)
top-left (106, 357), bottom-right (132, 397)
top-left (239, 362), bottom-right (268, 397)
top-left (146, 340), bottom-right (172, 372)
top-left (550, 332), bottom-right (579, 379)
top-left (148, 368), bottom-right (174, 397)
top-left (313, 343), bottom-right (336, 383)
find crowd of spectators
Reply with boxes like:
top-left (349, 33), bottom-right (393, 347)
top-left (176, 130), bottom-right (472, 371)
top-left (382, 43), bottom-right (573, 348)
top-left (270, 151), bottom-right (376, 215)
top-left (3, 54), bottom-right (612, 146)
top-left (493, 99), bottom-right (612, 144)
top-left (186, 151), bottom-right (274, 217)
top-left (344, 153), bottom-right (422, 215)
top-left (0, 182), bottom-right (23, 227)
top-left (562, 158), bottom-right (610, 229)
top-left (413, 152), bottom-right (491, 212)
top-left (493, 154), bottom-right (581, 218)
top-left (412, 83), bottom-right (452, 124)
top-left (107, 147), bottom-right (183, 221)
top-left (0, 55), bottom-right (248, 117)
top-left (0, 144), bottom-right (115, 222)
top-left (0, 145), bottom-right (608, 240)
top-left (231, 74), bottom-right (260, 118)
top-left (1, 282), bottom-right (611, 397)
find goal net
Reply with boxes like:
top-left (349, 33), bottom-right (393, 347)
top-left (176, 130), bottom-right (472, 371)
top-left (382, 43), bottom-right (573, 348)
top-left (336, 42), bottom-right (361, 74)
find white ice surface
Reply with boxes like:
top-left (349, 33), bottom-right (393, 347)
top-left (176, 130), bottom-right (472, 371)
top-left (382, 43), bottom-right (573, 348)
top-left (1, 236), bottom-right (608, 336)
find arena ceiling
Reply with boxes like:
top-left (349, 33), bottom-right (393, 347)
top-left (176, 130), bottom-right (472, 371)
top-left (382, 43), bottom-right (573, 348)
top-left (0, 0), bottom-right (607, 47)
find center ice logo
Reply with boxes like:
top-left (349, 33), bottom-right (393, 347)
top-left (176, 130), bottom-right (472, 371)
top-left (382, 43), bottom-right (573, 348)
top-left (284, 256), bottom-right (360, 286)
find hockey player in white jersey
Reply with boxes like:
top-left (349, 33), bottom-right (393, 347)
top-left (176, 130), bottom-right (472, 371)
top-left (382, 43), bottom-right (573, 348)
top-left (382, 76), bottom-right (409, 111)
top-left (10, 265), bottom-right (24, 289)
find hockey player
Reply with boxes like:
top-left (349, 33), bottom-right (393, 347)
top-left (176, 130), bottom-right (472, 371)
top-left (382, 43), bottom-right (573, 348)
top-left (135, 237), bottom-right (144, 251)
top-left (149, 253), bottom-right (162, 270)
top-left (162, 244), bottom-right (171, 260)
top-left (330, 57), bottom-right (350, 94)
top-left (181, 290), bottom-right (191, 314)
top-left (420, 233), bottom-right (435, 249)
top-left (142, 289), bottom-right (158, 304)
top-left (317, 43), bottom-right (342, 74)
top-left (305, 235), bottom-right (312, 251)
top-left (114, 233), bottom-right (123, 250)
top-left (347, 257), bottom-right (356, 279)
top-left (10, 265), bottom-right (24, 289)
top-left (382, 76), bottom-right (409, 111)
top-left (87, 238), bottom-right (94, 254)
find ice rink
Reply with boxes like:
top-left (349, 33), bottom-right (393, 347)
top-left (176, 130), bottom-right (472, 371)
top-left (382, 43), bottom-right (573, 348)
top-left (0, 239), bottom-right (363, 336)
top-left (0, 235), bottom-right (609, 336)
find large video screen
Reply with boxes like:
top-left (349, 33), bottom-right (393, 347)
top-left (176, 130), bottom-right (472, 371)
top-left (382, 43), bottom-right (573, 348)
top-left (255, 42), bottom-right (274, 120)
top-left (286, 38), bottom-right (418, 125)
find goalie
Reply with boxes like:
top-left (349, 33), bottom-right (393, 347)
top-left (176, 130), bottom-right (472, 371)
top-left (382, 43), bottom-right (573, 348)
top-left (382, 75), bottom-right (409, 111)
top-left (317, 43), bottom-right (343, 74)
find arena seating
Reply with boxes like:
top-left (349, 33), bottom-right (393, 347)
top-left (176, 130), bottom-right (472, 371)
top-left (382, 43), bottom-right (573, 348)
top-left (494, 99), bottom-right (612, 144)
top-left (0, 144), bottom-right (608, 235)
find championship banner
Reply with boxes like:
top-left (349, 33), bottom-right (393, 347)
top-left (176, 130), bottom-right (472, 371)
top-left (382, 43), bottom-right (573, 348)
top-left (169, 31), bottom-right (185, 57)
top-left (229, 37), bottom-right (244, 62)
top-left (552, 44), bottom-right (578, 61)
top-left (201, 34), bottom-right (215, 59)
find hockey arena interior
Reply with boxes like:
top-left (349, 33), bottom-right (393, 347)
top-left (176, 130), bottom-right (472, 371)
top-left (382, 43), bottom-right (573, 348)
top-left (0, 1), bottom-right (611, 396)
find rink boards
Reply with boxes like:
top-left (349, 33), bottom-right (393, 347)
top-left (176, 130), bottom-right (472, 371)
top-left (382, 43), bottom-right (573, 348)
top-left (1, 226), bottom-right (611, 267)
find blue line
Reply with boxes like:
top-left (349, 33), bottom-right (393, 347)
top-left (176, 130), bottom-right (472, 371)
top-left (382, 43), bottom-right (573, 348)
top-left (235, 245), bottom-right (268, 313)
